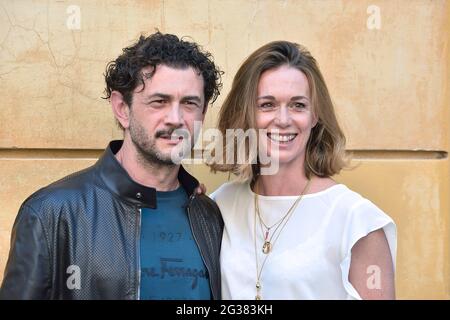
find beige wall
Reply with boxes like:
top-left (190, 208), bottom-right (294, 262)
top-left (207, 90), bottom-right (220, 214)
top-left (0, 0), bottom-right (449, 299)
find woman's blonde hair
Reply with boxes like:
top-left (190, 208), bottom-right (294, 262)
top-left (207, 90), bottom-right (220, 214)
top-left (209, 41), bottom-right (347, 181)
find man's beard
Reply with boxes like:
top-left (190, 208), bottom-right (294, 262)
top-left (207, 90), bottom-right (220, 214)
top-left (129, 116), bottom-right (179, 167)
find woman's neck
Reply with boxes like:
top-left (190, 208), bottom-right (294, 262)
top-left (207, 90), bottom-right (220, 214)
top-left (255, 166), bottom-right (310, 196)
top-left (254, 167), bottom-right (337, 196)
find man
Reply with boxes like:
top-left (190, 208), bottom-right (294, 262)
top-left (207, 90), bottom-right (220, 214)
top-left (0, 32), bottom-right (223, 299)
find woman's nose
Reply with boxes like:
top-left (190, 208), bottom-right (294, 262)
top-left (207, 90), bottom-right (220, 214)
top-left (274, 106), bottom-right (291, 127)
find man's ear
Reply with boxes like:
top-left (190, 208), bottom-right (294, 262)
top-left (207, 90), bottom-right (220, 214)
top-left (111, 91), bottom-right (130, 129)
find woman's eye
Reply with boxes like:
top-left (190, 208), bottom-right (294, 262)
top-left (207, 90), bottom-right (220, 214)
top-left (292, 102), bottom-right (306, 110)
top-left (259, 102), bottom-right (274, 109)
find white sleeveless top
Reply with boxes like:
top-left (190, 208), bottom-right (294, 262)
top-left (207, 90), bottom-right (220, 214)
top-left (211, 182), bottom-right (396, 300)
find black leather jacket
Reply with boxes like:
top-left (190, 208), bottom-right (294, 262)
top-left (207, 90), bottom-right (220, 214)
top-left (0, 140), bottom-right (223, 299)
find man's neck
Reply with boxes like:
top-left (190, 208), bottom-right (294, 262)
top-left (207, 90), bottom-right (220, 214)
top-left (115, 139), bottom-right (180, 192)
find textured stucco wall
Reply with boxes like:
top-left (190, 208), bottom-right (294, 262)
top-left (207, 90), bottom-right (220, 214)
top-left (0, 0), bottom-right (449, 299)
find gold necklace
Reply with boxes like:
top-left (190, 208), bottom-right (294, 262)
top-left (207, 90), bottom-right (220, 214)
top-left (253, 179), bottom-right (311, 300)
top-left (256, 195), bottom-right (292, 254)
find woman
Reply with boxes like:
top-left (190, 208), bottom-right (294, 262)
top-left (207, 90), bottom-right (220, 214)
top-left (210, 41), bottom-right (396, 300)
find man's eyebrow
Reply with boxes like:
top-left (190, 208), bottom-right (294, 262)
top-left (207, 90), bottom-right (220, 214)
top-left (146, 93), bottom-right (172, 100)
top-left (181, 96), bottom-right (202, 103)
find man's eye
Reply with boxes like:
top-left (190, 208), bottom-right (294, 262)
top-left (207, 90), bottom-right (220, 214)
top-left (183, 101), bottom-right (200, 109)
top-left (150, 100), bottom-right (166, 106)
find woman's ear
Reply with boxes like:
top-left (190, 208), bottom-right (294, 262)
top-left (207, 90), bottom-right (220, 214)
top-left (312, 113), bottom-right (319, 128)
top-left (111, 91), bottom-right (131, 129)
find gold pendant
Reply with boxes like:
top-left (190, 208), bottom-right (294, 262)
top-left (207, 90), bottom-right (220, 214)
top-left (255, 281), bottom-right (262, 300)
top-left (262, 241), bottom-right (272, 254)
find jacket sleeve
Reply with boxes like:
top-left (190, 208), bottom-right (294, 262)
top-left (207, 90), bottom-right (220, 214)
top-left (0, 204), bottom-right (52, 299)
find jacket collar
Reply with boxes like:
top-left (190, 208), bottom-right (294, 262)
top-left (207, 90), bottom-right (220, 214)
top-left (96, 140), bottom-right (199, 209)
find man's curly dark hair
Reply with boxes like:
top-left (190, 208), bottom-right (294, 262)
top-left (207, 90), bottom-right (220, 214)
top-left (104, 31), bottom-right (222, 112)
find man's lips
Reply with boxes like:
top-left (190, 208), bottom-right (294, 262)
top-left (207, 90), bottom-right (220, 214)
top-left (158, 133), bottom-right (184, 140)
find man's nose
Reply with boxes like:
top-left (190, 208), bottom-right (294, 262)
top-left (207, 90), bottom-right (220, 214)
top-left (165, 103), bottom-right (183, 127)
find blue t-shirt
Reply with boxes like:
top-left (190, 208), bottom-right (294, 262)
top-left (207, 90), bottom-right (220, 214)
top-left (139, 186), bottom-right (211, 300)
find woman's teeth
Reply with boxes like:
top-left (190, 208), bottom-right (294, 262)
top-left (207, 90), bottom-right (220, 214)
top-left (268, 133), bottom-right (297, 142)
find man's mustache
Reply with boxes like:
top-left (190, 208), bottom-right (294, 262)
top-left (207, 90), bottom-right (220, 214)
top-left (155, 127), bottom-right (189, 138)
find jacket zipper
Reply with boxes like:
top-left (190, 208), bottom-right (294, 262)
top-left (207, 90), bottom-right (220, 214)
top-left (136, 207), bottom-right (142, 300)
top-left (186, 194), bottom-right (216, 300)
